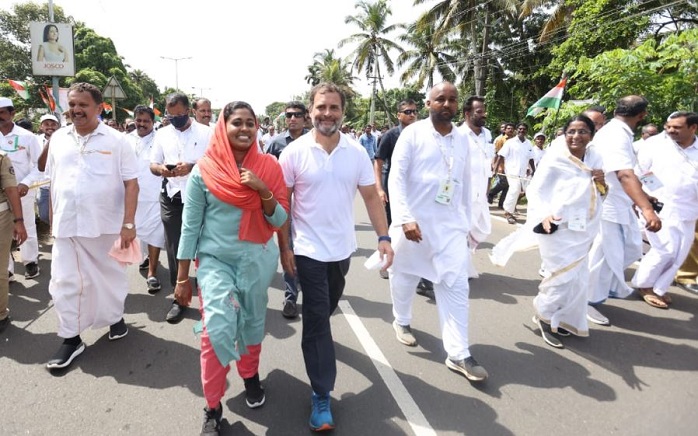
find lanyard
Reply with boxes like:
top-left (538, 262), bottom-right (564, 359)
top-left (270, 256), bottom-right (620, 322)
top-left (1, 136), bottom-right (21, 153)
top-left (436, 134), bottom-right (454, 180)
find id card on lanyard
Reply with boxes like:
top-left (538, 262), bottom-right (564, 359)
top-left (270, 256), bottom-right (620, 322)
top-left (435, 135), bottom-right (455, 205)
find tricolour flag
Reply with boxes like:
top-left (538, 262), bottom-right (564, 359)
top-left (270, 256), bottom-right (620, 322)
top-left (526, 77), bottom-right (567, 117)
top-left (102, 102), bottom-right (113, 113)
top-left (8, 80), bottom-right (29, 100)
top-left (121, 107), bottom-right (134, 117)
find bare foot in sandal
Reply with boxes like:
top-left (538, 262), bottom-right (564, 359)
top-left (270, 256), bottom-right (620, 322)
top-left (638, 288), bottom-right (668, 309)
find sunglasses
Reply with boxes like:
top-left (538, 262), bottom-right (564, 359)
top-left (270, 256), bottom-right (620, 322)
top-left (400, 109), bottom-right (417, 115)
top-left (285, 112), bottom-right (305, 119)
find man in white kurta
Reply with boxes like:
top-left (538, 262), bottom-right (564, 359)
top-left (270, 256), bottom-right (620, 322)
top-left (458, 96), bottom-right (493, 278)
top-left (128, 106), bottom-right (165, 294)
top-left (587, 96), bottom-right (661, 325)
top-left (46, 83), bottom-right (139, 370)
top-left (632, 112), bottom-right (698, 305)
top-left (388, 82), bottom-right (488, 382)
top-left (495, 124), bottom-right (535, 223)
top-left (0, 98), bottom-right (42, 279)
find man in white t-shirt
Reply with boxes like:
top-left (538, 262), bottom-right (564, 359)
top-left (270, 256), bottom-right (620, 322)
top-left (260, 125), bottom-right (276, 152)
top-left (150, 93), bottom-right (212, 323)
top-left (278, 83), bottom-right (393, 432)
top-left (632, 123), bottom-right (659, 155)
top-left (587, 95), bottom-right (661, 325)
top-left (493, 123), bottom-right (535, 224)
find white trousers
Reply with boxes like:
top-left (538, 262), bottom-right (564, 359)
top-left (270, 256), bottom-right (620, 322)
top-left (588, 219), bottom-right (642, 304)
top-left (390, 268), bottom-right (471, 360)
top-left (49, 235), bottom-right (128, 338)
top-left (503, 176), bottom-right (523, 214)
top-left (632, 218), bottom-right (695, 296)
top-left (8, 190), bottom-right (38, 273)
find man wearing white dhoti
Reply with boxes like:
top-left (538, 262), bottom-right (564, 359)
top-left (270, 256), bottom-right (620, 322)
top-left (45, 83), bottom-right (139, 370)
top-left (587, 95), bottom-right (661, 326)
top-left (128, 105), bottom-right (165, 294)
top-left (0, 97), bottom-right (42, 280)
top-left (458, 96), bottom-right (493, 279)
top-left (493, 123), bottom-right (535, 224)
top-left (388, 82), bottom-right (488, 382)
top-left (632, 112), bottom-right (698, 308)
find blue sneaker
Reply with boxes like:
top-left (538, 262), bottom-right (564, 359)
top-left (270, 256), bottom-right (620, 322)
top-left (309, 393), bottom-right (334, 431)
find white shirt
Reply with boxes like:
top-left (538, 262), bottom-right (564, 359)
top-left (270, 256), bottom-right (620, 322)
top-left (636, 132), bottom-right (698, 221)
top-left (47, 123), bottom-right (139, 238)
top-left (498, 136), bottom-right (534, 177)
top-left (261, 132), bottom-right (275, 152)
top-left (2, 124), bottom-right (42, 186)
top-left (279, 132), bottom-right (375, 262)
top-left (458, 124), bottom-right (493, 199)
top-left (150, 121), bottom-right (211, 201)
top-left (127, 130), bottom-right (161, 203)
top-left (596, 118), bottom-right (636, 224)
top-left (532, 146), bottom-right (545, 167)
top-left (388, 118), bottom-right (472, 286)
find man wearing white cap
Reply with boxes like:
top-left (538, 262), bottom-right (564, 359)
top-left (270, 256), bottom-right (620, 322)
top-left (0, 97), bottom-right (42, 280)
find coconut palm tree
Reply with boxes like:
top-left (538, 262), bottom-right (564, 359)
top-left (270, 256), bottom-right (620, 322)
top-left (339, 0), bottom-right (404, 123)
top-left (396, 18), bottom-right (457, 91)
top-left (304, 49), bottom-right (356, 98)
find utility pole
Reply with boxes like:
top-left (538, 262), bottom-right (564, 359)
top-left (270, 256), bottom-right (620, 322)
top-left (160, 56), bottom-right (192, 91)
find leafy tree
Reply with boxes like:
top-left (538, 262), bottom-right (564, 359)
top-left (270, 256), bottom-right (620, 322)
top-left (339, 0), bottom-right (404, 123)
top-left (396, 17), bottom-right (456, 91)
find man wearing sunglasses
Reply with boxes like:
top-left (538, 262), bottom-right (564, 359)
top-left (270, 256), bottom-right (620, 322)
top-left (266, 101), bottom-right (309, 319)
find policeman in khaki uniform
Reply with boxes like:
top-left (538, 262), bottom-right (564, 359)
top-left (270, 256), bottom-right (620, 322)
top-left (0, 150), bottom-right (28, 333)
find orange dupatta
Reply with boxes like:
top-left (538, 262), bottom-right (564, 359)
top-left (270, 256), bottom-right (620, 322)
top-left (198, 114), bottom-right (289, 244)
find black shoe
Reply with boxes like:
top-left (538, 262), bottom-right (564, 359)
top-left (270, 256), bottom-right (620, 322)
top-left (8, 271), bottom-right (15, 282)
top-left (201, 403), bottom-right (222, 436)
top-left (146, 276), bottom-right (162, 294)
top-left (243, 373), bottom-right (266, 409)
top-left (0, 316), bottom-right (10, 334)
top-left (416, 279), bottom-right (435, 299)
top-left (166, 301), bottom-right (186, 324)
top-left (533, 316), bottom-right (563, 349)
top-left (677, 282), bottom-right (698, 295)
top-left (108, 318), bottom-right (128, 341)
top-left (139, 258), bottom-right (149, 271)
top-left (47, 341), bottom-right (86, 369)
top-left (282, 299), bottom-right (298, 319)
top-left (24, 262), bottom-right (40, 279)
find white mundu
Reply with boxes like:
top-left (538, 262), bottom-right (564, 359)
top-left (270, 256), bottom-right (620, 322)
top-left (128, 130), bottom-right (165, 251)
top-left (47, 123), bottom-right (138, 337)
top-left (632, 132), bottom-right (698, 296)
top-left (498, 136), bottom-right (534, 214)
top-left (388, 118), bottom-right (473, 360)
top-left (2, 123), bottom-right (41, 270)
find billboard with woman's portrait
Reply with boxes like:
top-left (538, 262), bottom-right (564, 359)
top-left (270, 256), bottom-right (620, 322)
top-left (30, 22), bottom-right (75, 77)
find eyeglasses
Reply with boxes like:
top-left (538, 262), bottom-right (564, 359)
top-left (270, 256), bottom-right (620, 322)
top-left (565, 129), bottom-right (591, 136)
top-left (400, 109), bottom-right (417, 115)
top-left (285, 112), bottom-right (305, 119)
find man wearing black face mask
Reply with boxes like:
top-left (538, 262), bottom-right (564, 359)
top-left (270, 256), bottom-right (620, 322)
top-left (150, 93), bottom-right (212, 323)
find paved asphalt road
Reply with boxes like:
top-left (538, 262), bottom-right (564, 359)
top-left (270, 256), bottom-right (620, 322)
top-left (3, 199), bottom-right (698, 435)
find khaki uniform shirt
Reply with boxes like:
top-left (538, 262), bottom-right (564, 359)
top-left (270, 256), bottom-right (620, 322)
top-left (0, 150), bottom-right (18, 204)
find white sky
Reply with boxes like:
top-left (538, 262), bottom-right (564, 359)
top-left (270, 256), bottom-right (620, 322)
top-left (3, 0), bottom-right (432, 114)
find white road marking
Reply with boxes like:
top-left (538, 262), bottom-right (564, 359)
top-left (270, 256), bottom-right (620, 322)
top-left (338, 300), bottom-right (437, 436)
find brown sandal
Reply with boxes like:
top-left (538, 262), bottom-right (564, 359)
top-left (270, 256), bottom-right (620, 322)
top-left (638, 288), bottom-right (668, 309)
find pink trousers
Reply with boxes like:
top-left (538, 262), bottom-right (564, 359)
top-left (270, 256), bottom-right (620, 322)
top-left (199, 290), bottom-right (261, 409)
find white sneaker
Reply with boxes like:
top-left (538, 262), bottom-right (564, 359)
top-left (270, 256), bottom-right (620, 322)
top-left (587, 305), bottom-right (610, 326)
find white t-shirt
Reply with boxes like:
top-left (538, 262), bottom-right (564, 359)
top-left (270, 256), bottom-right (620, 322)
top-left (498, 136), bottom-right (534, 177)
top-left (127, 130), bottom-right (161, 203)
top-left (47, 122), bottom-right (139, 238)
top-left (150, 121), bottom-right (212, 201)
top-left (596, 118), bottom-right (636, 224)
top-left (279, 131), bottom-right (375, 262)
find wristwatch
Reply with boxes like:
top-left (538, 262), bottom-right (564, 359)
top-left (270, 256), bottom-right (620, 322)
top-left (122, 223), bottom-right (135, 230)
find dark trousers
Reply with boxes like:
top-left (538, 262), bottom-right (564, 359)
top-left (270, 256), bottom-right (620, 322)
top-left (284, 226), bottom-right (300, 302)
top-left (382, 172), bottom-right (392, 225)
top-left (295, 255), bottom-right (350, 395)
top-left (488, 175), bottom-right (509, 208)
top-left (160, 190), bottom-right (183, 287)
